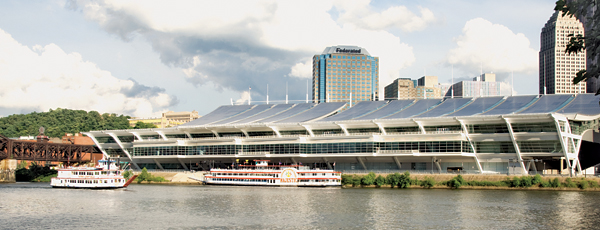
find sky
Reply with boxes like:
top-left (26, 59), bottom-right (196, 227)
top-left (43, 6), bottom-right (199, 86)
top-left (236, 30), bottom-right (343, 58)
top-left (0, 0), bottom-right (558, 118)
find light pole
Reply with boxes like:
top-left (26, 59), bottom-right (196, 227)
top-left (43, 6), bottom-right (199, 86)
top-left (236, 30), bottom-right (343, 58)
top-left (543, 162), bottom-right (546, 175)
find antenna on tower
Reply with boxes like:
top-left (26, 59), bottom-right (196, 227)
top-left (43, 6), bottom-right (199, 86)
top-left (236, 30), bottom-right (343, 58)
top-left (248, 87), bottom-right (251, 105)
top-left (306, 80), bottom-right (308, 103)
top-left (451, 65), bottom-right (454, 98)
top-left (511, 71), bottom-right (514, 96)
top-left (543, 55), bottom-right (547, 95)
top-left (350, 93), bottom-right (352, 107)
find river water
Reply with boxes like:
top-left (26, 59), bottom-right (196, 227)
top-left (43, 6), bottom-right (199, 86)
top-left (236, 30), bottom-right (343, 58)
top-left (1, 183), bottom-right (599, 229)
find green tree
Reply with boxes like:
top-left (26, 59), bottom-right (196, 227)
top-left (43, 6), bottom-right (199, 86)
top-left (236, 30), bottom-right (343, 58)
top-left (133, 121), bottom-right (157, 129)
top-left (532, 174), bottom-right (542, 184)
top-left (137, 167), bottom-right (150, 183)
top-left (361, 172), bottom-right (376, 186)
top-left (341, 174), bottom-right (354, 185)
top-left (352, 175), bottom-right (362, 187)
top-left (509, 177), bottom-right (522, 187)
top-left (564, 178), bottom-right (577, 188)
top-left (421, 177), bottom-right (435, 189)
top-left (17, 160), bottom-right (28, 169)
top-left (0, 108), bottom-right (132, 138)
top-left (551, 178), bottom-right (561, 188)
top-left (374, 175), bottom-right (386, 188)
top-left (398, 171), bottom-right (411, 189)
top-left (448, 175), bottom-right (463, 189)
top-left (521, 176), bottom-right (533, 188)
top-left (123, 170), bottom-right (133, 180)
top-left (455, 175), bottom-right (465, 185)
top-left (386, 173), bottom-right (400, 188)
top-left (555, 0), bottom-right (600, 96)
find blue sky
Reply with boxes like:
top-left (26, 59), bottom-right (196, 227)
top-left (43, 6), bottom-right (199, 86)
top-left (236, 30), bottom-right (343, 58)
top-left (0, 0), bottom-right (557, 117)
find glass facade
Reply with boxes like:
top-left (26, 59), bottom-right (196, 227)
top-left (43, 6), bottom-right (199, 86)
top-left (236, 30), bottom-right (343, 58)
top-left (132, 141), bottom-right (473, 156)
top-left (511, 122), bottom-right (557, 132)
top-left (313, 46), bottom-right (379, 103)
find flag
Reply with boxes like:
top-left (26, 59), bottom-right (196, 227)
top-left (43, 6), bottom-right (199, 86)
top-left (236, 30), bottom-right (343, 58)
top-left (279, 162), bottom-right (282, 165)
top-left (299, 162), bottom-right (302, 165)
top-left (333, 162), bottom-right (336, 166)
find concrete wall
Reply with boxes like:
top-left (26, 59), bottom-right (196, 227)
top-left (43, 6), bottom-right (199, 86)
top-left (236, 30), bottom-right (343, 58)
top-left (0, 159), bottom-right (17, 183)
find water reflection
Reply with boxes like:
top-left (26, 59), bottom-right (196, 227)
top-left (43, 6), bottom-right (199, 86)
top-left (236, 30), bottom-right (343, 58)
top-left (0, 183), bottom-right (599, 229)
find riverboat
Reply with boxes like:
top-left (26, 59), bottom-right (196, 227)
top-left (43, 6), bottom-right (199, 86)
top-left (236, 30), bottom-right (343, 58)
top-left (50, 158), bottom-right (137, 189)
top-left (201, 160), bottom-right (341, 187)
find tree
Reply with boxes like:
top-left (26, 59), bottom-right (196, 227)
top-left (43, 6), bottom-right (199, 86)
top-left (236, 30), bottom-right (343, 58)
top-left (361, 172), bottom-right (376, 186)
top-left (398, 171), bottom-right (411, 189)
top-left (137, 167), bottom-right (150, 183)
top-left (532, 174), bottom-right (542, 185)
top-left (0, 108), bottom-right (133, 138)
top-left (123, 170), bottom-right (133, 180)
top-left (448, 175), bottom-right (465, 189)
top-left (133, 121), bottom-right (158, 129)
top-left (341, 174), bottom-right (354, 185)
top-left (421, 177), bottom-right (435, 189)
top-left (555, 0), bottom-right (600, 97)
top-left (374, 175), bottom-right (386, 188)
top-left (386, 173), bottom-right (400, 188)
top-left (351, 175), bottom-right (362, 187)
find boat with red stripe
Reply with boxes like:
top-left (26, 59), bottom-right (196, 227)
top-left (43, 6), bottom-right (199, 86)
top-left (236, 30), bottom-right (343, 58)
top-left (51, 158), bottom-right (137, 189)
top-left (201, 160), bottom-right (341, 187)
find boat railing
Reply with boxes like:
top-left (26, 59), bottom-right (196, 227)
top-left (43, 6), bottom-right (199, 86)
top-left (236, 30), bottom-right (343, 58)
top-left (339, 170), bottom-right (483, 175)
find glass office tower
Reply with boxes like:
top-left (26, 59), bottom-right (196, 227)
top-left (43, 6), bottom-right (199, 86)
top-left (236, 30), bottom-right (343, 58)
top-left (312, 45), bottom-right (379, 103)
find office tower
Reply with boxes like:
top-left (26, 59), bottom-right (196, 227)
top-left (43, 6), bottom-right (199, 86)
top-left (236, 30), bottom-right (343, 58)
top-left (384, 78), bottom-right (415, 100)
top-left (312, 45), bottom-right (379, 103)
top-left (384, 76), bottom-right (440, 100)
top-left (451, 73), bottom-right (510, 97)
top-left (540, 11), bottom-right (586, 94)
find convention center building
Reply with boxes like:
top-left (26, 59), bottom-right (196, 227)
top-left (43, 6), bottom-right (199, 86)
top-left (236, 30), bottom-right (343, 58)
top-left (85, 94), bottom-right (600, 175)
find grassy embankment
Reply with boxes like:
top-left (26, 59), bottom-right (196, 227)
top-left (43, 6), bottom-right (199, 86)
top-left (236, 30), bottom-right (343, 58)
top-left (123, 168), bottom-right (168, 184)
top-left (342, 172), bottom-right (600, 191)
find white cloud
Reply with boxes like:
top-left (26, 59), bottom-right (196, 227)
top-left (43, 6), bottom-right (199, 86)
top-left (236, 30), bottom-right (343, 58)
top-left (0, 28), bottom-right (176, 117)
top-left (334, 0), bottom-right (436, 32)
top-left (235, 91), bottom-right (251, 105)
top-left (447, 18), bottom-right (538, 74)
top-left (68, 0), bottom-right (419, 97)
top-left (288, 59), bottom-right (312, 79)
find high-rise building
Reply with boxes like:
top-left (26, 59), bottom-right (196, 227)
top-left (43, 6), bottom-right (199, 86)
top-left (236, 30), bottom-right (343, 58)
top-left (418, 76), bottom-right (438, 87)
top-left (384, 76), bottom-right (440, 100)
top-left (540, 11), bottom-right (587, 94)
top-left (128, 110), bottom-right (201, 128)
top-left (312, 45), bottom-right (379, 103)
top-left (384, 78), bottom-right (414, 100)
top-left (449, 73), bottom-right (511, 97)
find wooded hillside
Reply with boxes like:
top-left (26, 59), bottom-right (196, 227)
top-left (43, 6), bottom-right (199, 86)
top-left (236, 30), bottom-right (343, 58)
top-left (0, 108), bottom-right (133, 138)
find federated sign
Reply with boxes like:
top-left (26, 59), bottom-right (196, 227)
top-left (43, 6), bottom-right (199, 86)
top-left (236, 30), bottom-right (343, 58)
top-left (335, 48), bottom-right (361, 54)
top-left (279, 168), bottom-right (298, 183)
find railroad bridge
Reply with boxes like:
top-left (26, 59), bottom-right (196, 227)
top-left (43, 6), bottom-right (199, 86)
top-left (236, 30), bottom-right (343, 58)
top-left (0, 134), bottom-right (100, 163)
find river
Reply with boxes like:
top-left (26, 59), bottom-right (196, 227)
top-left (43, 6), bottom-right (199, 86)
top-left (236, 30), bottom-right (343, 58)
top-left (1, 183), bottom-right (599, 229)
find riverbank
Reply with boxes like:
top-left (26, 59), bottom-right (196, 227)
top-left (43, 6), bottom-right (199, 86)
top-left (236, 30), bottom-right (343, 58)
top-left (341, 172), bottom-right (600, 191)
top-left (133, 171), bottom-right (600, 191)
top-left (132, 171), bottom-right (204, 184)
